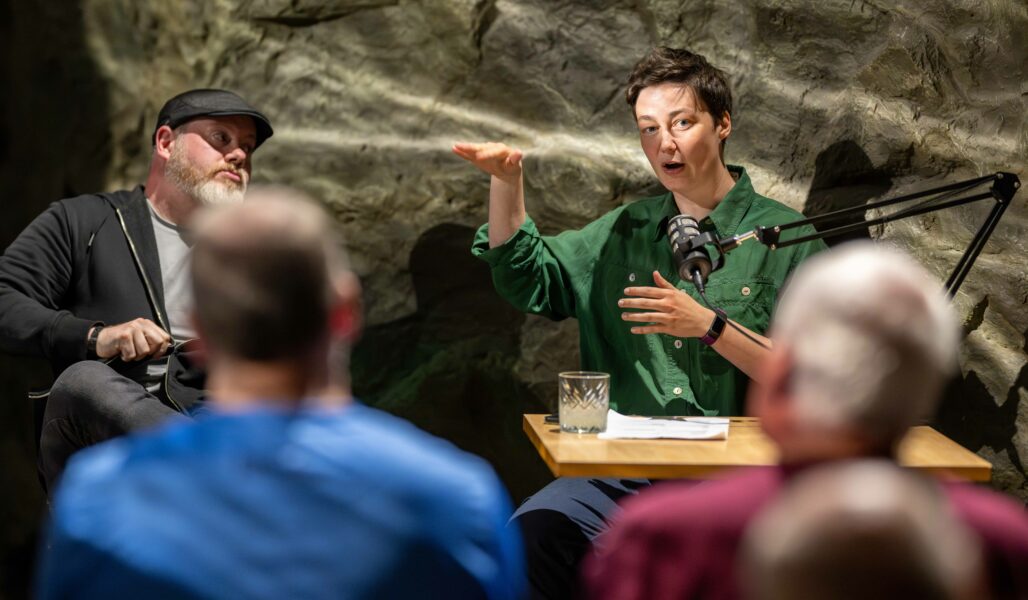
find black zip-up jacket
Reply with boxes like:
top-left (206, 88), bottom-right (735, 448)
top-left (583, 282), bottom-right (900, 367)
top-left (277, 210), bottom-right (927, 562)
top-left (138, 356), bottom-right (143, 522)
top-left (0, 186), bottom-right (202, 411)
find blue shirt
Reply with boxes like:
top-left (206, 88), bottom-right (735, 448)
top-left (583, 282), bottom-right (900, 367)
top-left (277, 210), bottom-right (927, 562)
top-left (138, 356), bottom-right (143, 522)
top-left (39, 402), bottom-right (525, 600)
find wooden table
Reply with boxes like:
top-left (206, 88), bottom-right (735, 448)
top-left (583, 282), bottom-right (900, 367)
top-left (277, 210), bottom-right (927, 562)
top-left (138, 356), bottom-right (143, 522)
top-left (523, 415), bottom-right (991, 482)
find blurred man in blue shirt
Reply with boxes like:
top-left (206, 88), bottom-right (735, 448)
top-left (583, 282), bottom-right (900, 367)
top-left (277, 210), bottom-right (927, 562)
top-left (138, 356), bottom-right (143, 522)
top-left (38, 187), bottom-right (525, 600)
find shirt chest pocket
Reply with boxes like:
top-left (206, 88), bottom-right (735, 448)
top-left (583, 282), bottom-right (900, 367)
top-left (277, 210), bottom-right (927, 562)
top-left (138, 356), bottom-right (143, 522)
top-left (593, 260), bottom-right (676, 311)
top-left (700, 278), bottom-right (776, 336)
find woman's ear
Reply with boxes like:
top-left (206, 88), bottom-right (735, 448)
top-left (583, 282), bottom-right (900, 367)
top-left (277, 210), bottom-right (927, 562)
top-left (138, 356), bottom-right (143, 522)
top-left (716, 111), bottom-right (732, 141)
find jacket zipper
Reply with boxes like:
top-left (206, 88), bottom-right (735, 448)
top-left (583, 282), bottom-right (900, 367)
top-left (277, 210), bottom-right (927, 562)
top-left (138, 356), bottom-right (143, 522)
top-left (114, 207), bottom-right (185, 413)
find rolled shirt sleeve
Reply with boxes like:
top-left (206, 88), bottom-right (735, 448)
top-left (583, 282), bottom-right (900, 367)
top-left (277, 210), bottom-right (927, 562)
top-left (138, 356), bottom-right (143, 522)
top-left (472, 167), bottom-right (826, 416)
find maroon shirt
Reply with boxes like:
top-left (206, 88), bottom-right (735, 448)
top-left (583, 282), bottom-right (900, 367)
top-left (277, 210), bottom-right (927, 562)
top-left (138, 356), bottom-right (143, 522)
top-left (581, 465), bottom-right (1028, 599)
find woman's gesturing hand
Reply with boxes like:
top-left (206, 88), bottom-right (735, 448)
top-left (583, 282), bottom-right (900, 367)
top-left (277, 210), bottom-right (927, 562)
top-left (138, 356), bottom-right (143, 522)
top-left (452, 142), bottom-right (523, 183)
top-left (618, 270), bottom-right (715, 338)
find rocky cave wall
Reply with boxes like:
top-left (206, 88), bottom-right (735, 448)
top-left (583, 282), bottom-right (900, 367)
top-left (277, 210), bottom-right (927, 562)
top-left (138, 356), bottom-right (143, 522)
top-left (2, 0), bottom-right (1026, 596)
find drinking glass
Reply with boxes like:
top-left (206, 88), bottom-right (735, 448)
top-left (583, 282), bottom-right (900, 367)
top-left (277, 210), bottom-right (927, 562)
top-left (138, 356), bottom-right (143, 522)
top-left (558, 371), bottom-right (610, 433)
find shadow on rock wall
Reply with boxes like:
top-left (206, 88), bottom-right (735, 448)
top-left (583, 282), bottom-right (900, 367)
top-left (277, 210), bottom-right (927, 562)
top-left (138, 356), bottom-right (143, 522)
top-left (351, 223), bottom-right (554, 503)
top-left (801, 140), bottom-right (893, 246)
top-left (936, 305), bottom-right (1027, 497)
top-left (0, 1), bottom-right (111, 598)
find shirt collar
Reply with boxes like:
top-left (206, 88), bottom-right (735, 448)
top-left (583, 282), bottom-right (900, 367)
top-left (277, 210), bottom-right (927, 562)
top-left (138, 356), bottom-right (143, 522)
top-left (653, 165), bottom-right (755, 241)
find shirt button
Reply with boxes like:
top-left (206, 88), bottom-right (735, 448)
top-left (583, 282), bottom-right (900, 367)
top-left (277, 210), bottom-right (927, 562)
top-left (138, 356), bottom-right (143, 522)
top-left (673, 386), bottom-right (683, 395)
top-left (628, 273), bottom-right (636, 282)
top-left (674, 340), bottom-right (683, 349)
top-left (741, 286), bottom-right (751, 296)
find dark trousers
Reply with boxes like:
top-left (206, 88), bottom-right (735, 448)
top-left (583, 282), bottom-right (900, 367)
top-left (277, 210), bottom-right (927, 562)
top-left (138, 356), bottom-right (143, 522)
top-left (509, 477), bottom-right (651, 599)
top-left (39, 361), bottom-right (181, 494)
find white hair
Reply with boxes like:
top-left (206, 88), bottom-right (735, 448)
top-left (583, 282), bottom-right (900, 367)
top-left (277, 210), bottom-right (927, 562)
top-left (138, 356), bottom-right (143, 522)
top-left (772, 241), bottom-right (958, 447)
top-left (740, 460), bottom-right (982, 600)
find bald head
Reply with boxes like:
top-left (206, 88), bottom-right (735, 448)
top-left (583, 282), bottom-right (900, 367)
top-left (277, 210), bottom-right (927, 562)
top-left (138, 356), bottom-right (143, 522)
top-left (740, 461), bottom-right (983, 600)
top-left (190, 187), bottom-right (352, 361)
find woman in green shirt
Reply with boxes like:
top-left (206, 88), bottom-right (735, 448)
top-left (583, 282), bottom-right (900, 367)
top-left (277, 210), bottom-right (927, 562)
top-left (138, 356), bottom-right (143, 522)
top-left (454, 47), bottom-right (825, 598)
top-left (454, 51), bottom-right (822, 418)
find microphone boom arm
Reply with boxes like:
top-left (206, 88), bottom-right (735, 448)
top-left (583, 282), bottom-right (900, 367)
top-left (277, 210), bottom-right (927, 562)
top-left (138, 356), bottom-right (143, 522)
top-left (710, 172), bottom-right (1020, 298)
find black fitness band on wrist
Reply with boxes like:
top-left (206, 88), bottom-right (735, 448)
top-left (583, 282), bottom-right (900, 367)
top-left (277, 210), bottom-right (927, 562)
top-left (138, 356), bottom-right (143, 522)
top-left (700, 309), bottom-right (727, 347)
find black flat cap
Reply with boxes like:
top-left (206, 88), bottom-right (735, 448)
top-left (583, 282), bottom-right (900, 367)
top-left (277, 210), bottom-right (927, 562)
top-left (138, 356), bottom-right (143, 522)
top-left (154, 88), bottom-right (273, 149)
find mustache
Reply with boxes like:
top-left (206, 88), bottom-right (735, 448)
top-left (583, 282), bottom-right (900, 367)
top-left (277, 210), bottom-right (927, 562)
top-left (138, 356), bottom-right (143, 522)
top-left (207, 163), bottom-right (246, 185)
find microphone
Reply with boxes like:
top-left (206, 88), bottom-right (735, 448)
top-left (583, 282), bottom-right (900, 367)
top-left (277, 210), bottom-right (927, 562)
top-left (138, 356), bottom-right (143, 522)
top-left (667, 214), bottom-right (712, 290)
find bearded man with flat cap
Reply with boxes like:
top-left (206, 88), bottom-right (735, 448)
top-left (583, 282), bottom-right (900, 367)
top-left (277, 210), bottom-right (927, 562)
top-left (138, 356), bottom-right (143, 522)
top-left (0, 88), bottom-right (273, 493)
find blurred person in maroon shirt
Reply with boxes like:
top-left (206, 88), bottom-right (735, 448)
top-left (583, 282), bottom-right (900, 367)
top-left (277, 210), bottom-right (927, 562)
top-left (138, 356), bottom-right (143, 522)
top-left (740, 460), bottom-right (986, 600)
top-left (581, 242), bottom-right (1028, 600)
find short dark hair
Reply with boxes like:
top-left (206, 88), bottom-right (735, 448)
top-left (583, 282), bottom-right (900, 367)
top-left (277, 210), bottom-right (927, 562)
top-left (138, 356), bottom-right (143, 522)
top-left (625, 47), bottom-right (733, 124)
top-left (191, 189), bottom-right (347, 361)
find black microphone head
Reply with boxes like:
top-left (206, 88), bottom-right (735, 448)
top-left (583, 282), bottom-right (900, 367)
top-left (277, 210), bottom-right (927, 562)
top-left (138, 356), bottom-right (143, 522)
top-left (667, 214), bottom-right (701, 240)
top-left (667, 214), bottom-right (712, 285)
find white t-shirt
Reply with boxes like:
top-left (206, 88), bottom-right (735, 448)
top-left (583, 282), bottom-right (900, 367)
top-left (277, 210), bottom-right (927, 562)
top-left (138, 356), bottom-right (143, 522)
top-left (145, 201), bottom-right (196, 385)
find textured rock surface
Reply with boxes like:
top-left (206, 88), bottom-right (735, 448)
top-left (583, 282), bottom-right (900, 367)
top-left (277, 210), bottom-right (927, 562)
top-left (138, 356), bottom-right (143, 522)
top-left (2, 0), bottom-right (1026, 595)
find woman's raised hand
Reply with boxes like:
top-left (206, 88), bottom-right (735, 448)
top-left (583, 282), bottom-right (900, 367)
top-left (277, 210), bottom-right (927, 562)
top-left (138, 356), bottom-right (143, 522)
top-left (452, 142), bottom-right (523, 183)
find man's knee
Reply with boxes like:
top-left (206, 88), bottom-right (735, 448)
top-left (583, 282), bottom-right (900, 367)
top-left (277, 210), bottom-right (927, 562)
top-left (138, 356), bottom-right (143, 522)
top-left (46, 361), bottom-right (126, 421)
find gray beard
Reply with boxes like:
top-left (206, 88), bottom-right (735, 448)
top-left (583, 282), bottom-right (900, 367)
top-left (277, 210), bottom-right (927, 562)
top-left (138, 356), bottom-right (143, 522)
top-left (192, 179), bottom-right (246, 206)
top-left (166, 145), bottom-right (246, 207)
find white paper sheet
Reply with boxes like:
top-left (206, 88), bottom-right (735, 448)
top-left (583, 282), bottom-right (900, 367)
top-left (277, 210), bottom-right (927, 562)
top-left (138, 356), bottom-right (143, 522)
top-left (597, 409), bottom-right (729, 440)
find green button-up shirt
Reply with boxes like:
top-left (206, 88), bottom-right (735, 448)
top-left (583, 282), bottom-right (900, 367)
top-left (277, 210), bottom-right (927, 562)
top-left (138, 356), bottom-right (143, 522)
top-left (472, 166), bottom-right (826, 416)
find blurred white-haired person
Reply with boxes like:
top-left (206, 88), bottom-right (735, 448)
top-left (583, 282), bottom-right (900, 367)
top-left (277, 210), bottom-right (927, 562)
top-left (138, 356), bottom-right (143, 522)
top-left (584, 242), bottom-right (1028, 600)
